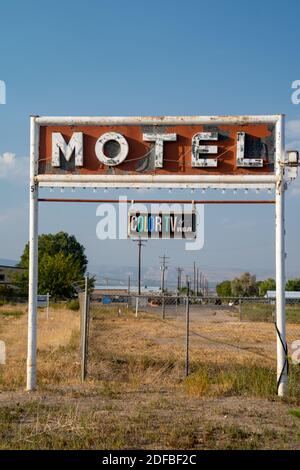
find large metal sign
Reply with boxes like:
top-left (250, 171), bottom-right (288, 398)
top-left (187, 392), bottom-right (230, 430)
top-left (34, 116), bottom-right (281, 189)
top-left (27, 115), bottom-right (298, 399)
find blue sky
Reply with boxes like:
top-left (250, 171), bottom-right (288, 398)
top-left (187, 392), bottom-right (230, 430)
top-left (0, 0), bottom-right (300, 284)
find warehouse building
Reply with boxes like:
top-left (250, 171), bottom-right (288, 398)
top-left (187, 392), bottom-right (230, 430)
top-left (265, 290), bottom-right (300, 301)
top-left (0, 264), bottom-right (25, 288)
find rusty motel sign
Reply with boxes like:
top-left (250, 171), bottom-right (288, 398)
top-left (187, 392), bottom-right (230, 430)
top-left (27, 115), bottom-right (299, 395)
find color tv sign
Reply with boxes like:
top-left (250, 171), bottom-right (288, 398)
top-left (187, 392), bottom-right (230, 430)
top-left (35, 116), bottom-right (278, 189)
top-left (128, 210), bottom-right (197, 239)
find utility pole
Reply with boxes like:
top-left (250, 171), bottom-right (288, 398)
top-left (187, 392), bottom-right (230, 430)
top-left (133, 238), bottom-right (146, 295)
top-left (176, 267), bottom-right (183, 313)
top-left (160, 255), bottom-right (170, 320)
top-left (193, 262), bottom-right (196, 295)
top-left (104, 276), bottom-right (109, 288)
top-left (127, 274), bottom-right (131, 309)
top-left (159, 255), bottom-right (170, 293)
top-left (196, 268), bottom-right (199, 296)
top-left (176, 267), bottom-right (184, 293)
top-left (127, 274), bottom-right (131, 294)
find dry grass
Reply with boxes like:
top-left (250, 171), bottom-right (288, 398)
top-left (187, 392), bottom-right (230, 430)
top-left (89, 305), bottom-right (300, 370)
top-left (0, 302), bottom-right (300, 449)
top-left (88, 306), bottom-right (300, 401)
top-left (0, 303), bottom-right (80, 389)
top-left (240, 302), bottom-right (300, 323)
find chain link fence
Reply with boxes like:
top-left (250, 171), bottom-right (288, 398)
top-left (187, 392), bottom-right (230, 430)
top-left (89, 292), bottom-right (300, 323)
top-left (0, 288), bottom-right (300, 381)
top-left (85, 292), bottom-right (299, 384)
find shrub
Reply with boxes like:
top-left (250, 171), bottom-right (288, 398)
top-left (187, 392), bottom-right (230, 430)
top-left (66, 299), bottom-right (80, 311)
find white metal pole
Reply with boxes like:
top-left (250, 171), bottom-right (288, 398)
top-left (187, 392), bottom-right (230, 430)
top-left (46, 293), bottom-right (50, 320)
top-left (185, 282), bottom-right (190, 377)
top-left (81, 275), bottom-right (89, 382)
top-left (27, 116), bottom-right (39, 391)
top-left (35, 115), bottom-right (281, 126)
top-left (275, 115), bottom-right (288, 397)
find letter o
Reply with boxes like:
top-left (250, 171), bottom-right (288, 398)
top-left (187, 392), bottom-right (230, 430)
top-left (95, 132), bottom-right (129, 166)
top-left (148, 216), bottom-right (154, 232)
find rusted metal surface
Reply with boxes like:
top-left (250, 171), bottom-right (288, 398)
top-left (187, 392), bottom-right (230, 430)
top-left (35, 115), bottom-right (281, 126)
top-left (38, 123), bottom-right (276, 177)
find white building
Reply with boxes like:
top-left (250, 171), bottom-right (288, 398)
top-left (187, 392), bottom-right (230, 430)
top-left (265, 290), bottom-right (300, 300)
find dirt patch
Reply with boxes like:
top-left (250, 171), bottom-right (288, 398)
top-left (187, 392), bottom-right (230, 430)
top-left (0, 388), bottom-right (299, 449)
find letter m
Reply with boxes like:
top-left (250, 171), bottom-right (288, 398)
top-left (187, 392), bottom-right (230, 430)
top-left (52, 132), bottom-right (83, 167)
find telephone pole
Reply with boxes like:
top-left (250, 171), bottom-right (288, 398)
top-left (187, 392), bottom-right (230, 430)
top-left (176, 267), bottom-right (184, 292)
top-left (159, 255), bottom-right (170, 293)
top-left (127, 274), bottom-right (131, 294)
top-left (133, 238), bottom-right (146, 295)
top-left (160, 255), bottom-right (170, 320)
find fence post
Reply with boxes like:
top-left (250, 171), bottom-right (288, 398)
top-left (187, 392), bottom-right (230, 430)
top-left (135, 296), bottom-right (139, 318)
top-left (239, 297), bottom-right (242, 321)
top-left (185, 284), bottom-right (190, 377)
top-left (81, 275), bottom-right (90, 382)
top-left (162, 294), bottom-right (165, 319)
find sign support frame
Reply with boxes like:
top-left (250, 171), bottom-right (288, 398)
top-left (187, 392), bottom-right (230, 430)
top-left (275, 115), bottom-right (287, 397)
top-left (26, 114), bottom-right (288, 396)
top-left (27, 116), bottom-right (39, 391)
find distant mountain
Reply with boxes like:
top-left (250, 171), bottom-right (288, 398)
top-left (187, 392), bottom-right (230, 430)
top-left (0, 258), bottom-right (18, 267)
top-left (89, 262), bottom-right (299, 289)
top-left (89, 263), bottom-right (223, 289)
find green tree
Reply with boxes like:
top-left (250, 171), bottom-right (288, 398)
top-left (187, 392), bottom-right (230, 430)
top-left (16, 231), bottom-right (91, 299)
top-left (258, 278), bottom-right (276, 297)
top-left (0, 284), bottom-right (16, 300)
top-left (286, 278), bottom-right (300, 291)
top-left (231, 272), bottom-right (259, 297)
top-left (179, 286), bottom-right (195, 296)
top-left (216, 280), bottom-right (232, 297)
